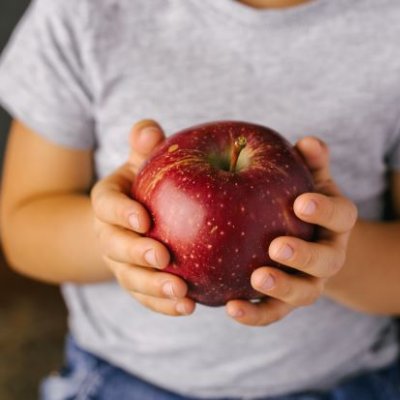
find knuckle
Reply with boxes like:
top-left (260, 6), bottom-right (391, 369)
top-left (280, 280), bottom-right (294, 301)
top-left (102, 255), bottom-right (115, 272)
top-left (115, 266), bottom-right (131, 290)
top-left (103, 230), bottom-right (119, 257)
top-left (330, 250), bottom-right (346, 276)
top-left (116, 204), bottom-right (128, 223)
top-left (301, 246), bottom-right (316, 272)
top-left (91, 189), bottom-right (107, 216)
top-left (129, 290), bottom-right (140, 301)
top-left (324, 198), bottom-right (337, 224)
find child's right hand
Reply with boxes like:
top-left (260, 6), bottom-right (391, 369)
top-left (91, 120), bottom-right (196, 316)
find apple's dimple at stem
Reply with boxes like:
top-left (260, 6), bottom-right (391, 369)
top-left (230, 136), bottom-right (247, 173)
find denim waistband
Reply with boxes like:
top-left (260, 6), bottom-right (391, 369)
top-left (40, 335), bottom-right (400, 400)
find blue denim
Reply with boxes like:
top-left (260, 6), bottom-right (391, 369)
top-left (40, 336), bottom-right (400, 400)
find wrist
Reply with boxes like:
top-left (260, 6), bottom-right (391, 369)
top-left (323, 218), bottom-right (400, 314)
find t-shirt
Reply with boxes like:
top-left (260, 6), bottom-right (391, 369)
top-left (0, 0), bottom-right (399, 398)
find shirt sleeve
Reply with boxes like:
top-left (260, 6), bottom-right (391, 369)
top-left (0, 0), bottom-right (95, 149)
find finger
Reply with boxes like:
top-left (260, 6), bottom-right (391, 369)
top-left (268, 236), bottom-right (345, 278)
top-left (111, 263), bottom-right (188, 299)
top-left (295, 136), bottom-right (339, 194)
top-left (129, 119), bottom-right (166, 168)
top-left (99, 223), bottom-right (170, 269)
top-left (251, 267), bottom-right (324, 307)
top-left (294, 192), bottom-right (358, 234)
top-left (132, 292), bottom-right (196, 316)
top-left (226, 298), bottom-right (293, 327)
top-left (91, 165), bottom-right (151, 233)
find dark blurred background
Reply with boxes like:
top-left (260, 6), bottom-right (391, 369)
top-left (0, 1), bottom-right (67, 399)
top-left (0, 0), bottom-right (28, 154)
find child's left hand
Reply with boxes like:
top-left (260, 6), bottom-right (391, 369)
top-left (226, 137), bottom-right (358, 326)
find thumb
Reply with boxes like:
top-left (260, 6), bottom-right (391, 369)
top-left (129, 119), bottom-right (166, 166)
top-left (295, 136), bottom-right (340, 196)
top-left (295, 136), bottom-right (330, 178)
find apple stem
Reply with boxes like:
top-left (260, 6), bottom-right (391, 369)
top-left (230, 136), bottom-right (247, 172)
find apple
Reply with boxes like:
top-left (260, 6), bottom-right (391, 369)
top-left (133, 121), bottom-right (315, 306)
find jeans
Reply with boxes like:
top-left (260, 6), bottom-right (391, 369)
top-left (40, 336), bottom-right (400, 400)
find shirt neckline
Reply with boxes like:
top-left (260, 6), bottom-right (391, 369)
top-left (198, 0), bottom-right (331, 27)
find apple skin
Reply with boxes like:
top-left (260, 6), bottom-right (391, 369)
top-left (133, 121), bottom-right (315, 307)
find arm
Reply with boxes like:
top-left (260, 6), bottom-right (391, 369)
top-left (1, 120), bottom-right (194, 315)
top-left (325, 171), bottom-right (400, 314)
top-left (0, 120), bottom-right (111, 283)
top-left (226, 139), bottom-right (400, 326)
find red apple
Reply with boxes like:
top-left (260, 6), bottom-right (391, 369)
top-left (133, 121), bottom-right (314, 306)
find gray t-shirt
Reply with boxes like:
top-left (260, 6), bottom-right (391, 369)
top-left (0, 0), bottom-right (399, 398)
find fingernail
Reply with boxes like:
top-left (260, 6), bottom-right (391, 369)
top-left (228, 307), bottom-right (245, 318)
top-left (276, 244), bottom-right (293, 260)
top-left (162, 282), bottom-right (176, 298)
top-left (301, 200), bottom-right (317, 215)
top-left (176, 303), bottom-right (190, 315)
top-left (138, 127), bottom-right (160, 146)
top-left (144, 249), bottom-right (158, 268)
top-left (260, 274), bottom-right (275, 291)
top-left (128, 213), bottom-right (140, 231)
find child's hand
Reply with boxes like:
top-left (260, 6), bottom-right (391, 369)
top-left (226, 137), bottom-right (358, 326)
top-left (91, 120), bottom-right (196, 316)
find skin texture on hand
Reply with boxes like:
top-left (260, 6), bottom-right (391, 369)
top-left (96, 118), bottom-right (400, 324)
top-left (96, 120), bottom-right (400, 321)
top-left (91, 120), bottom-right (196, 316)
top-left (225, 137), bottom-right (358, 326)
top-left (4, 120), bottom-right (398, 319)
top-left (323, 171), bottom-right (400, 315)
top-left (93, 120), bottom-right (358, 325)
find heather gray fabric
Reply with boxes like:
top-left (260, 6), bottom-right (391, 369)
top-left (0, 0), bottom-right (400, 398)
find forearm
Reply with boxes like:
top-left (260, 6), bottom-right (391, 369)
top-left (324, 219), bottom-right (400, 315)
top-left (2, 193), bottom-right (113, 284)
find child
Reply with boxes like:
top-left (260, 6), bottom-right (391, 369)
top-left (0, 0), bottom-right (399, 399)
